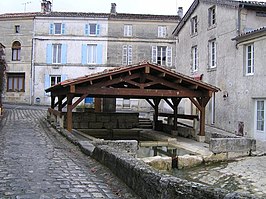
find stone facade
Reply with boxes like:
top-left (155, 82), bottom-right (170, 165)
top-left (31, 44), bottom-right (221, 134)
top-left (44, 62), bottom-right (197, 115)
top-left (173, 0), bottom-right (266, 139)
top-left (0, 14), bottom-right (34, 104)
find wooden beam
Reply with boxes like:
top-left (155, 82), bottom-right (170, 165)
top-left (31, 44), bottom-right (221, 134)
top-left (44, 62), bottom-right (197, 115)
top-left (66, 94), bottom-right (74, 132)
top-left (164, 98), bottom-right (174, 109)
top-left (51, 96), bottom-right (55, 109)
top-left (159, 72), bottom-right (166, 77)
top-left (72, 93), bottom-right (88, 110)
top-left (146, 99), bottom-right (155, 109)
top-left (189, 97), bottom-right (202, 111)
top-left (95, 98), bottom-right (101, 112)
top-left (70, 85), bottom-right (75, 93)
top-left (153, 98), bottom-right (161, 131)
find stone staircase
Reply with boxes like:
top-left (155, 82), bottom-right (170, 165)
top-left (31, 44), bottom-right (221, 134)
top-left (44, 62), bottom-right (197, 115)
top-left (138, 118), bottom-right (153, 129)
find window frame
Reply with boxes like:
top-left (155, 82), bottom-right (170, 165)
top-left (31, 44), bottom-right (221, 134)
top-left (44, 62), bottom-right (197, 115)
top-left (245, 43), bottom-right (254, 76)
top-left (52, 44), bottom-right (62, 64)
top-left (192, 45), bottom-right (198, 72)
top-left (15, 25), bottom-right (20, 33)
top-left (87, 44), bottom-right (97, 64)
top-left (209, 39), bottom-right (217, 69)
top-left (191, 16), bottom-right (198, 36)
top-left (54, 23), bottom-right (62, 35)
top-left (124, 25), bottom-right (133, 37)
top-left (122, 45), bottom-right (133, 65)
top-left (12, 41), bottom-right (21, 61)
top-left (6, 73), bottom-right (25, 92)
top-left (89, 23), bottom-right (97, 35)
top-left (208, 6), bottom-right (216, 27)
top-left (50, 75), bottom-right (61, 87)
top-left (158, 26), bottom-right (167, 38)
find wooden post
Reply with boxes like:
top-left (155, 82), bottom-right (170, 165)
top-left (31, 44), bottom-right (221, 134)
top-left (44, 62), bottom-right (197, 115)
top-left (58, 96), bottom-right (63, 112)
top-left (67, 94), bottom-right (74, 132)
top-left (153, 98), bottom-right (160, 130)
top-left (199, 107), bottom-right (206, 136)
top-left (171, 98), bottom-right (181, 131)
top-left (94, 98), bottom-right (101, 112)
top-left (51, 96), bottom-right (55, 109)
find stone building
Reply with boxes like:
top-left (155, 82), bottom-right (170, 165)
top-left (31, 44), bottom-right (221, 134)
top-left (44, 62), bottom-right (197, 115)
top-left (0, 1), bottom-right (180, 107)
top-left (173, 0), bottom-right (266, 139)
top-left (0, 13), bottom-right (35, 104)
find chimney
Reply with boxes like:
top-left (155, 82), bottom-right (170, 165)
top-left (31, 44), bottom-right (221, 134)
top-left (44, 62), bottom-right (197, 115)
top-left (41, 0), bottom-right (52, 13)
top-left (110, 3), bottom-right (117, 15)
top-left (177, 7), bottom-right (183, 18)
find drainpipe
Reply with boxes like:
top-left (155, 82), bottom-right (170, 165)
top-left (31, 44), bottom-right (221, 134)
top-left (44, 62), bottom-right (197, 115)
top-left (237, 4), bottom-right (244, 35)
top-left (30, 17), bottom-right (36, 105)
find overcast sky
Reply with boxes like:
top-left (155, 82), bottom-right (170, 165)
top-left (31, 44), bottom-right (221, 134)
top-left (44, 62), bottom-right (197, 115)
top-left (0, 0), bottom-right (194, 15)
top-left (0, 0), bottom-right (265, 15)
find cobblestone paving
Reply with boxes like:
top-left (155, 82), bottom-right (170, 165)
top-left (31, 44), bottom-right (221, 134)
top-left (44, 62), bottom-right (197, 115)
top-left (0, 106), bottom-right (139, 199)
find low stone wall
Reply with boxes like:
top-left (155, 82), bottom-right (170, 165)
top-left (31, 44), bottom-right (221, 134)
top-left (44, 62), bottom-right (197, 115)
top-left (63, 112), bottom-right (139, 129)
top-left (209, 138), bottom-right (256, 154)
top-left (91, 145), bottom-right (256, 199)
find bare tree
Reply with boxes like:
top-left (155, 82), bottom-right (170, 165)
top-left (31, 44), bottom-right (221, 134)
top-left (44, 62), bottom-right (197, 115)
top-left (0, 43), bottom-right (6, 115)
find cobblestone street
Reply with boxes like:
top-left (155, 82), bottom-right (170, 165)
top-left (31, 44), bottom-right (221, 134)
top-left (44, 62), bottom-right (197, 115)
top-left (0, 105), bottom-right (139, 199)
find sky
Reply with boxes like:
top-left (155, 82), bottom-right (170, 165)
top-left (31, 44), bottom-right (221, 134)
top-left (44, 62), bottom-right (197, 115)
top-left (0, 0), bottom-right (266, 15)
top-left (0, 0), bottom-right (194, 15)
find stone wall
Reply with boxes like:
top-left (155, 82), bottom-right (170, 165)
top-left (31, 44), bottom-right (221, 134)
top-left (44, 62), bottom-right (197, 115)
top-left (63, 112), bottom-right (139, 129)
top-left (91, 144), bottom-right (257, 199)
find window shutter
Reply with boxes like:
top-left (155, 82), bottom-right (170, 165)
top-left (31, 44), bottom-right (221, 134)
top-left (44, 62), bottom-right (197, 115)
top-left (81, 44), bottom-right (87, 65)
top-left (158, 27), bottom-right (161, 37)
top-left (129, 25), bottom-right (132, 36)
top-left (96, 44), bottom-right (103, 64)
top-left (128, 45), bottom-right (132, 65)
top-left (44, 74), bottom-right (50, 96)
top-left (96, 24), bottom-right (100, 36)
top-left (61, 74), bottom-right (67, 81)
top-left (166, 46), bottom-right (172, 67)
top-left (85, 24), bottom-right (89, 35)
top-left (46, 44), bottom-right (52, 64)
top-left (122, 45), bottom-right (128, 65)
top-left (49, 23), bottom-right (54, 34)
top-left (62, 23), bottom-right (66, 34)
top-left (61, 44), bottom-right (67, 64)
top-left (152, 46), bottom-right (157, 63)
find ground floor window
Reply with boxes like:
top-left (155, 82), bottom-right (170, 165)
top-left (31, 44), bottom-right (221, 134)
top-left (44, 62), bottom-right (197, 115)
top-left (50, 75), bottom-right (61, 87)
top-left (7, 73), bottom-right (25, 92)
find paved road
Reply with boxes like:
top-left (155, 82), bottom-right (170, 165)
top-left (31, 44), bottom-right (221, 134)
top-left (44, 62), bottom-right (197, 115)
top-left (0, 106), bottom-right (139, 199)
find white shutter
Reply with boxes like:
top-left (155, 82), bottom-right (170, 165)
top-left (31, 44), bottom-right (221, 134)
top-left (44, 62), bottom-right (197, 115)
top-left (166, 46), bottom-right (172, 67)
top-left (122, 45), bottom-right (128, 65)
top-left (152, 46), bottom-right (157, 63)
top-left (128, 45), bottom-right (132, 65)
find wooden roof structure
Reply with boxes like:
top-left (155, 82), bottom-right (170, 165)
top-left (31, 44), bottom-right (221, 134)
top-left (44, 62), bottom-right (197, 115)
top-left (46, 62), bottom-right (220, 136)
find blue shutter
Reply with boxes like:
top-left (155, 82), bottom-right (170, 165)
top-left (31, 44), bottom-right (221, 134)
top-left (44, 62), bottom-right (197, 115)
top-left (61, 74), bottom-right (67, 81)
top-left (61, 44), bottom-right (67, 64)
top-left (97, 44), bottom-right (103, 64)
top-left (62, 23), bottom-right (66, 34)
top-left (82, 44), bottom-right (87, 65)
top-left (49, 23), bottom-right (54, 34)
top-left (96, 24), bottom-right (100, 36)
top-left (44, 74), bottom-right (50, 95)
top-left (85, 24), bottom-right (89, 35)
top-left (46, 44), bottom-right (52, 64)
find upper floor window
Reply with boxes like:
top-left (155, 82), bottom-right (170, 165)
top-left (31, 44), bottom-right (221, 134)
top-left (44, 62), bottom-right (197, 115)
top-left (245, 43), bottom-right (254, 75)
top-left (124, 25), bottom-right (133, 37)
top-left (12, 41), bottom-right (21, 61)
top-left (122, 45), bottom-right (132, 65)
top-left (52, 44), bottom-right (62, 64)
top-left (15, 25), bottom-right (20, 33)
top-left (208, 6), bottom-right (216, 27)
top-left (191, 16), bottom-right (198, 35)
top-left (152, 46), bottom-right (172, 67)
top-left (209, 39), bottom-right (217, 68)
top-left (85, 24), bottom-right (100, 36)
top-left (192, 46), bottom-right (198, 72)
top-left (7, 73), bottom-right (25, 92)
top-left (46, 44), bottom-right (67, 65)
top-left (158, 26), bottom-right (167, 38)
top-left (49, 23), bottom-right (65, 35)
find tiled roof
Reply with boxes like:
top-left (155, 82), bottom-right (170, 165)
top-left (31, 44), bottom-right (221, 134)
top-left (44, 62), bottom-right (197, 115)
top-left (232, 26), bottom-right (266, 41)
top-left (0, 11), bottom-right (179, 21)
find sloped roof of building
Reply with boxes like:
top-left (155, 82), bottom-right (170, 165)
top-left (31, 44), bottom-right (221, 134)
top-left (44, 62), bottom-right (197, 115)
top-left (232, 26), bottom-right (266, 42)
top-left (173, 0), bottom-right (266, 35)
top-left (0, 11), bottom-right (179, 21)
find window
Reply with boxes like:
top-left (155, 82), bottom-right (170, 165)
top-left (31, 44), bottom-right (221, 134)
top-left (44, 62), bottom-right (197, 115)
top-left (124, 25), bottom-right (133, 37)
top-left (7, 73), bottom-right (25, 92)
top-left (52, 44), bottom-right (62, 64)
top-left (50, 75), bottom-right (61, 87)
top-left (245, 43), bottom-right (254, 75)
top-left (85, 24), bottom-right (100, 36)
top-left (152, 46), bottom-right (172, 67)
top-left (158, 26), bottom-right (167, 38)
top-left (208, 6), bottom-right (216, 27)
top-left (15, 25), bottom-right (20, 33)
top-left (209, 39), bottom-right (216, 68)
top-left (12, 41), bottom-right (21, 61)
top-left (192, 46), bottom-right (198, 72)
top-left (191, 16), bottom-right (198, 35)
top-left (81, 44), bottom-right (102, 65)
top-left (122, 45), bottom-right (132, 65)
top-left (49, 23), bottom-right (65, 35)
top-left (256, 100), bottom-right (265, 131)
